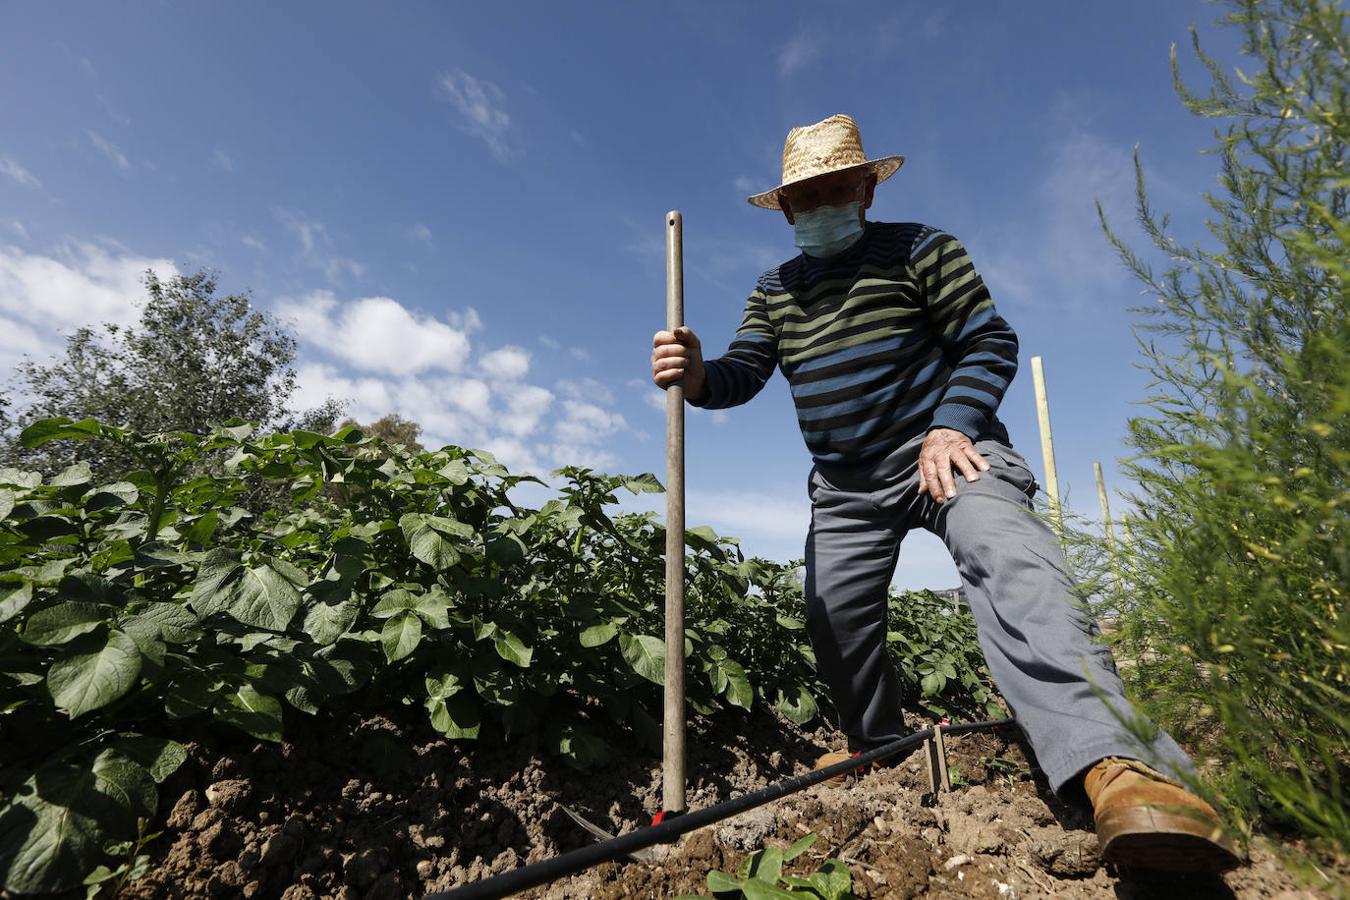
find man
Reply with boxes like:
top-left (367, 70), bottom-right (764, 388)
top-left (649, 114), bottom-right (1242, 874)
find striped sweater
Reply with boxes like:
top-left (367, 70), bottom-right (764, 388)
top-left (689, 221), bottom-right (1018, 466)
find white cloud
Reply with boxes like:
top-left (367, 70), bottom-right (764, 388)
top-left (85, 130), bottom-right (130, 171)
top-left (0, 157), bottom-right (41, 189)
top-left (974, 96), bottom-right (1181, 314)
top-left (436, 68), bottom-right (514, 162)
top-left (778, 33), bottom-right (820, 77)
top-left (274, 208), bottom-right (365, 283)
top-left (10, 221), bottom-right (29, 241)
top-left (551, 398), bottom-right (628, 469)
top-left (732, 175), bottom-right (758, 194)
top-left (241, 234), bottom-right (266, 252)
top-left (557, 376), bottom-right (614, 405)
top-left (538, 335), bottom-right (561, 351)
top-left (0, 241), bottom-right (178, 382)
top-left (480, 345), bottom-right (530, 380)
top-left (499, 384), bottom-right (553, 437)
top-left (212, 149), bottom-right (235, 172)
top-left (408, 223), bottom-right (433, 247)
top-left (274, 291), bottom-right (472, 376)
top-left (0, 240), bottom-right (176, 335)
top-left (920, 10), bottom-right (948, 40)
top-left (288, 361), bottom-right (558, 475)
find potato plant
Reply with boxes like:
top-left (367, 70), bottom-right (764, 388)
top-left (0, 417), bottom-right (997, 893)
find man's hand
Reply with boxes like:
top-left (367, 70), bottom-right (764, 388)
top-left (917, 428), bottom-right (990, 504)
top-left (651, 326), bottom-right (707, 401)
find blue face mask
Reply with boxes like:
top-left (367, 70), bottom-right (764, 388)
top-left (792, 200), bottom-right (864, 257)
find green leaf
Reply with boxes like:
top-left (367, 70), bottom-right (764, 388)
top-left (428, 693), bottom-right (480, 739)
top-left (49, 462), bottom-right (93, 489)
top-left (706, 870), bottom-right (743, 892)
top-left (551, 723), bottom-right (609, 768)
top-left (485, 534), bottom-right (526, 565)
top-left (190, 553), bottom-right (302, 631)
top-left (0, 468), bottom-right (41, 489)
top-left (425, 666), bottom-right (467, 700)
top-left (0, 749), bottom-right (156, 894)
top-left (216, 684), bottom-right (283, 742)
top-left (437, 459), bottom-right (470, 485)
top-left (740, 880), bottom-right (798, 900)
top-left (372, 588), bottom-right (419, 618)
top-left (46, 629), bottom-right (142, 717)
top-left (413, 588), bottom-right (451, 630)
top-left (813, 859), bottom-right (853, 900)
top-left (0, 488), bottom-right (12, 521)
top-left (303, 584), bottom-right (360, 645)
top-left (0, 580), bottom-right (33, 624)
top-left (229, 563), bottom-right (303, 631)
top-left (381, 611), bottom-right (423, 662)
top-left (19, 416), bottom-right (102, 448)
top-left (400, 513), bottom-right (472, 570)
top-left (22, 602), bottom-right (107, 646)
top-left (189, 550), bottom-right (244, 617)
top-left (494, 629), bottom-right (533, 667)
top-left (783, 832), bottom-right (818, 861)
top-left (720, 659), bottom-right (753, 709)
top-left (921, 672), bottom-right (941, 697)
top-left (579, 622), bottom-right (617, 648)
top-left (621, 472), bottom-right (664, 494)
top-left (107, 734), bottom-right (188, 783)
top-left (619, 633), bottom-right (665, 685)
top-left (774, 684), bottom-right (819, 726)
top-left (753, 846), bottom-right (784, 882)
top-left (128, 602), bottom-right (201, 644)
top-left (83, 481), bottom-right (139, 511)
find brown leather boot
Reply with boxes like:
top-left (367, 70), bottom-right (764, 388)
top-left (814, 750), bottom-right (891, 785)
top-left (1082, 756), bottom-right (1244, 873)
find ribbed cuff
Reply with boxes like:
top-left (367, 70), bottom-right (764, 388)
top-left (928, 403), bottom-right (986, 441)
top-left (686, 360), bottom-right (720, 408)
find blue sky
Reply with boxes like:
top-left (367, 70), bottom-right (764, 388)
top-left (0, 2), bottom-right (1248, 589)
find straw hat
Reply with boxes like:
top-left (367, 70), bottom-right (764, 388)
top-left (747, 113), bottom-right (904, 210)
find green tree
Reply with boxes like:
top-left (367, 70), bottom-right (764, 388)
top-left (339, 413), bottom-right (426, 453)
top-left (2, 268), bottom-right (346, 477)
top-left (1081, 0), bottom-right (1347, 868)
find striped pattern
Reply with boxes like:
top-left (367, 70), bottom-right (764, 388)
top-left (690, 221), bottom-right (1018, 465)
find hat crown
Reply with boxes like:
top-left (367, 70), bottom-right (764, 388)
top-left (781, 114), bottom-right (868, 185)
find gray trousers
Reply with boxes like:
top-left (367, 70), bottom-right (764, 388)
top-left (802, 430), bottom-right (1199, 810)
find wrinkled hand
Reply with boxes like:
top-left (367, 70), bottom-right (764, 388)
top-left (917, 428), bottom-right (990, 504)
top-left (651, 326), bottom-right (707, 401)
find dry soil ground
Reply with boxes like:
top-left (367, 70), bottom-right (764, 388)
top-left (43, 690), bottom-right (1340, 900)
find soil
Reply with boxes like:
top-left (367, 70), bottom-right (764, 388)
top-left (21, 689), bottom-right (1347, 900)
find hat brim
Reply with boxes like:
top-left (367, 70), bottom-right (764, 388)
top-left (746, 155), bottom-right (905, 210)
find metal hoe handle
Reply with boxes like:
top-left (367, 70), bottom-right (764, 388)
top-left (663, 210), bottom-right (686, 816)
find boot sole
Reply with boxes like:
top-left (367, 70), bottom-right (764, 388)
top-left (1097, 805), bottom-right (1244, 873)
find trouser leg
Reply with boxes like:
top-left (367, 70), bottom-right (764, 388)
top-left (803, 464), bottom-right (909, 752)
top-left (920, 437), bottom-right (1201, 812)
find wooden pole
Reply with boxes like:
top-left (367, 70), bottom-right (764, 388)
top-left (1030, 356), bottom-right (1062, 535)
top-left (1094, 461), bottom-right (1122, 592)
top-left (663, 210), bottom-right (687, 815)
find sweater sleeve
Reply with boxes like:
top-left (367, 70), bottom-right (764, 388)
top-left (687, 286), bottom-right (779, 410)
top-left (909, 230), bottom-right (1019, 441)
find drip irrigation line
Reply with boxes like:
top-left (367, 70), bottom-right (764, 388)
top-left (429, 715), bottom-right (1018, 900)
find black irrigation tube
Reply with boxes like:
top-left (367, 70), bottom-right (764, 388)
top-left (428, 715), bottom-right (1019, 900)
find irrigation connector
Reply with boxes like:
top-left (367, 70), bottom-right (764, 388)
top-left (429, 715), bottom-right (1018, 900)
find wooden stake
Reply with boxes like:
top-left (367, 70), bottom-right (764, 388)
top-left (1095, 461), bottom-right (1122, 592)
top-left (1030, 356), bottom-right (1062, 535)
top-left (663, 210), bottom-right (687, 815)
